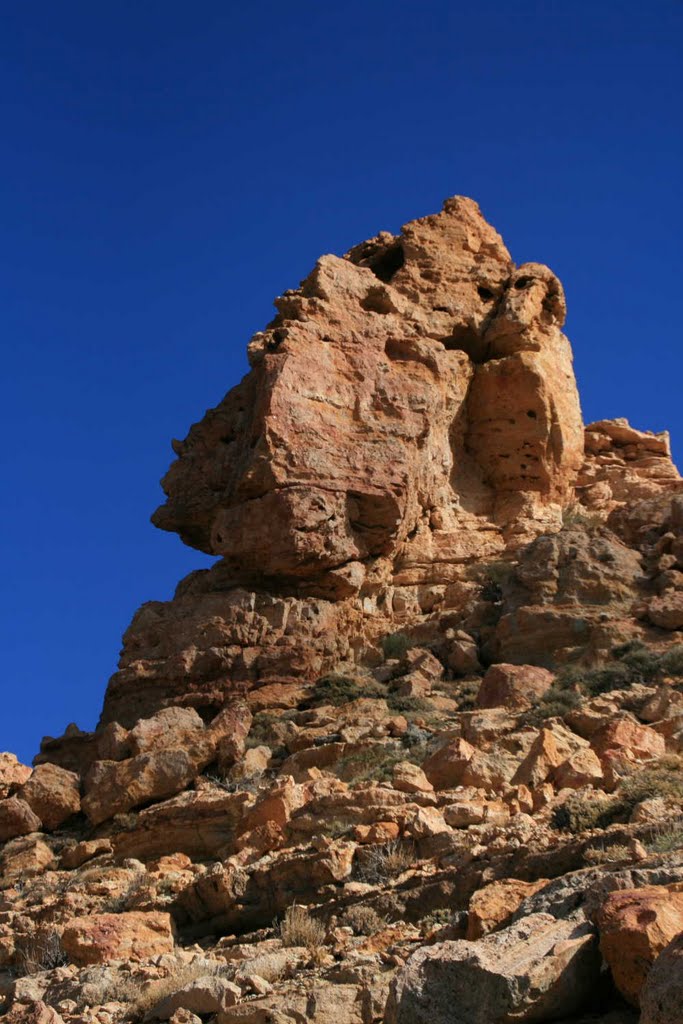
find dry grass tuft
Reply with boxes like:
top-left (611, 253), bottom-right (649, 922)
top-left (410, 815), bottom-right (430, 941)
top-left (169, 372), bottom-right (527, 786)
top-left (278, 904), bottom-right (326, 951)
top-left (357, 840), bottom-right (415, 884)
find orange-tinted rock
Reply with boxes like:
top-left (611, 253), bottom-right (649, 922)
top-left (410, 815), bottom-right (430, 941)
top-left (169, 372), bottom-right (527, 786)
top-left (512, 723), bottom-right (587, 788)
top-left (476, 663), bottom-right (554, 710)
top-left (553, 747), bottom-right (604, 789)
top-left (591, 717), bottom-right (666, 762)
top-left (19, 763), bottom-right (80, 831)
top-left (0, 835), bottom-right (55, 883)
top-left (596, 885), bottom-right (683, 1006)
top-left (392, 761), bottom-right (434, 794)
top-left (423, 739), bottom-right (475, 791)
top-left (0, 797), bottom-right (41, 841)
top-left (466, 877), bottom-right (549, 939)
top-left (61, 910), bottom-right (175, 966)
top-left (353, 821), bottom-right (400, 844)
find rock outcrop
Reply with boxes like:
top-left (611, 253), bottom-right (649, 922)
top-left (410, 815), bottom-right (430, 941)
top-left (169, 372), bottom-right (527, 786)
top-left (1, 197), bottom-right (681, 1024)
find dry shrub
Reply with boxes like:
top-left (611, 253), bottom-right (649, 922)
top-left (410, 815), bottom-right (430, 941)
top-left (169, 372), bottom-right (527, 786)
top-left (358, 840), bottom-right (415, 884)
top-left (15, 931), bottom-right (68, 975)
top-left (583, 843), bottom-right (632, 865)
top-left (648, 819), bottom-right (683, 854)
top-left (278, 904), bottom-right (326, 951)
top-left (344, 905), bottom-right (387, 935)
top-left (118, 960), bottom-right (224, 1018)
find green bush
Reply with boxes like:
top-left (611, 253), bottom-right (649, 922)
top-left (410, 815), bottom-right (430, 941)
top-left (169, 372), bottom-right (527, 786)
top-left (386, 694), bottom-right (431, 714)
top-left (619, 759), bottom-right (683, 809)
top-left (305, 674), bottom-right (386, 708)
top-left (382, 632), bottom-right (413, 660)
top-left (553, 793), bottom-right (626, 832)
top-left (648, 820), bottom-right (683, 853)
top-left (518, 684), bottom-right (581, 728)
top-left (660, 645), bottom-right (683, 677)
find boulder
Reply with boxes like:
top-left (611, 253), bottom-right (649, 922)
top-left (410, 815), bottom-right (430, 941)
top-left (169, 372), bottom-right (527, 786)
top-left (0, 796), bottom-right (42, 841)
top-left (149, 975), bottom-right (242, 1019)
top-left (82, 744), bottom-right (214, 825)
top-left (512, 722), bottom-right (588, 788)
top-left (466, 878), bottom-right (550, 939)
top-left (61, 910), bottom-right (175, 966)
top-left (385, 913), bottom-right (600, 1023)
top-left (640, 932), bottom-right (683, 1024)
top-left (648, 591), bottom-right (683, 630)
top-left (19, 763), bottom-right (81, 830)
top-left (596, 885), bottom-right (683, 1006)
top-left (0, 753), bottom-right (32, 798)
top-left (423, 739), bottom-right (475, 790)
top-left (476, 663), bottom-right (554, 710)
top-left (392, 761), bottom-right (433, 794)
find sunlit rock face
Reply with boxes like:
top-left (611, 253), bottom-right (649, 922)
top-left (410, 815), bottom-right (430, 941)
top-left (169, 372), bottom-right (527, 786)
top-left (96, 197), bottom-right (678, 726)
top-left (152, 198), bottom-right (583, 591)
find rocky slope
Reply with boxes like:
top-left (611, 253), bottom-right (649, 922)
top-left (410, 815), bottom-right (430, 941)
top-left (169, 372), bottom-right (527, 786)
top-left (2, 197), bottom-right (683, 1024)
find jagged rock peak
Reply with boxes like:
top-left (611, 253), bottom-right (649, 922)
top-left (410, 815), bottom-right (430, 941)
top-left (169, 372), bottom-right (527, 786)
top-left (152, 196), bottom-right (584, 596)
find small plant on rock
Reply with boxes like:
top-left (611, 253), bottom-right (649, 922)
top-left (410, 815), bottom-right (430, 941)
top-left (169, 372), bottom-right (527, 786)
top-left (583, 843), bottom-right (632, 865)
top-left (382, 632), bottom-right (413, 660)
top-left (278, 904), bottom-right (326, 951)
top-left (647, 819), bottom-right (683, 853)
top-left (357, 840), bottom-right (415, 884)
top-left (14, 931), bottom-right (68, 975)
top-left (344, 904), bottom-right (387, 935)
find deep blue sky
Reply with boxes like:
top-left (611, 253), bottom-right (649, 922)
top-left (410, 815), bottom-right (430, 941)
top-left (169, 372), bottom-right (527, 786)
top-left (2, 1), bottom-right (681, 764)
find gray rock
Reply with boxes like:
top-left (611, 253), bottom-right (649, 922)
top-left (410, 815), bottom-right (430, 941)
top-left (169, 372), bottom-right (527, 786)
top-left (384, 913), bottom-right (600, 1024)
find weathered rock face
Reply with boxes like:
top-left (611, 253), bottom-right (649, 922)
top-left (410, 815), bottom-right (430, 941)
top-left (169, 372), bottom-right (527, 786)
top-left (2, 197), bottom-right (682, 1024)
top-left (99, 197), bottom-right (600, 726)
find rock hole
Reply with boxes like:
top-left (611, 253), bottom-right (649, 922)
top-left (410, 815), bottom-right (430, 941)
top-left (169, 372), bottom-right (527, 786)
top-left (477, 286), bottom-right (495, 302)
top-left (367, 243), bottom-right (405, 283)
top-left (526, 410), bottom-right (537, 418)
top-left (361, 287), bottom-right (394, 314)
top-left (514, 277), bottom-right (533, 290)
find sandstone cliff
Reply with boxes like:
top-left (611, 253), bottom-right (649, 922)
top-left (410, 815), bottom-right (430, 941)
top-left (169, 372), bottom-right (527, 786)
top-left (2, 198), bottom-right (683, 1024)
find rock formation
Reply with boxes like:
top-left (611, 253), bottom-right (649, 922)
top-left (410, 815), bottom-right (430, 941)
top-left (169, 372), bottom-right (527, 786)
top-left (1, 197), bottom-right (683, 1024)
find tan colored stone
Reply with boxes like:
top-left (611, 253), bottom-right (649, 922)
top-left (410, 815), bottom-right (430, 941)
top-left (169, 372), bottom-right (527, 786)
top-left (512, 722), bottom-right (588, 788)
top-left (392, 761), bottom-right (433, 794)
top-left (61, 910), bottom-right (175, 966)
top-left (553, 747), bottom-right (604, 789)
top-left (591, 717), bottom-right (666, 762)
top-left (466, 877), bottom-right (550, 939)
top-left (0, 753), bottom-right (32, 798)
top-left (0, 796), bottom-right (42, 841)
top-left (423, 739), bottom-right (475, 790)
top-left (648, 591), bottom-right (683, 630)
top-left (19, 763), bottom-right (80, 831)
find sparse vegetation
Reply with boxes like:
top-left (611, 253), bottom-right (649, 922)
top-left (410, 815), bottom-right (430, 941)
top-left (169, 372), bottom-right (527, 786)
top-left (553, 792), bottom-right (626, 833)
top-left (583, 843), bottom-right (632, 865)
top-left (618, 756), bottom-right (683, 810)
top-left (478, 559), bottom-right (516, 602)
top-left (519, 683), bottom-right (582, 727)
top-left (344, 905), bottom-right (387, 935)
top-left (14, 931), bottom-right (69, 975)
top-left (278, 904), bottom-right (326, 950)
top-left (304, 674), bottom-right (386, 708)
top-left (246, 710), bottom-right (280, 747)
top-left (561, 505), bottom-right (602, 530)
top-left (382, 632), bottom-right (413, 660)
top-left (386, 694), bottom-right (431, 715)
top-left (647, 819), bottom-right (683, 853)
top-left (357, 840), bottom-right (415, 884)
top-left (336, 743), bottom-right (406, 784)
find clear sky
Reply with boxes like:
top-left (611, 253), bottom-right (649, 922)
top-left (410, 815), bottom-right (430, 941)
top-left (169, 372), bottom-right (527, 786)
top-left (2, 1), bottom-right (681, 764)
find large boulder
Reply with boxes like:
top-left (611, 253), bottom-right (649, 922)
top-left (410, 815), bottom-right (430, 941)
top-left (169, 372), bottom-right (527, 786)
top-left (0, 796), bottom-right (42, 841)
top-left (385, 913), bottom-right (600, 1023)
top-left (476, 663), bottom-right (554, 711)
top-left (0, 753), bottom-right (32, 798)
top-left (60, 910), bottom-right (175, 966)
top-left (640, 932), bottom-right (683, 1024)
top-left (596, 885), bottom-right (683, 1006)
top-left (19, 763), bottom-right (80, 830)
